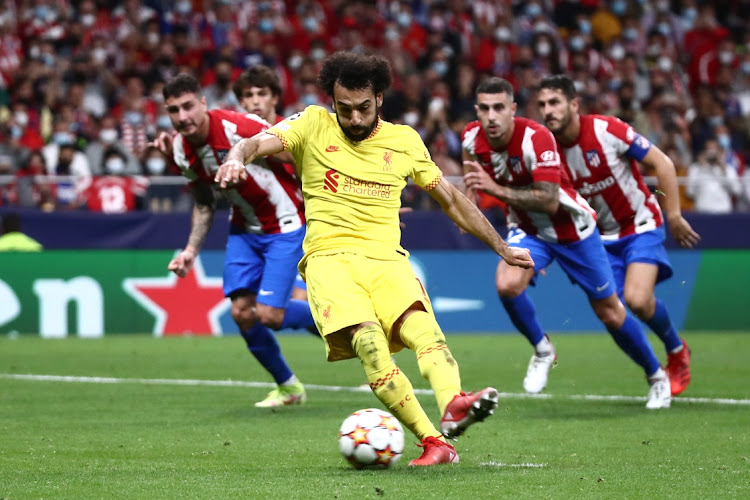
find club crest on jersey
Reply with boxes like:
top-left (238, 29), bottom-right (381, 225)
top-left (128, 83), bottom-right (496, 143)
top-left (323, 169), bottom-right (339, 193)
top-left (383, 151), bottom-right (393, 171)
top-left (509, 156), bottom-right (523, 174)
top-left (215, 149), bottom-right (229, 163)
top-left (586, 150), bottom-right (601, 167)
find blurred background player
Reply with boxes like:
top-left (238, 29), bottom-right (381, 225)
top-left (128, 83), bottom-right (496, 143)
top-left (0, 212), bottom-right (43, 252)
top-left (462, 77), bottom-right (670, 409)
top-left (537, 74), bottom-right (700, 396)
top-left (232, 64), bottom-right (308, 303)
top-left (216, 52), bottom-right (534, 466)
top-left (154, 74), bottom-right (315, 408)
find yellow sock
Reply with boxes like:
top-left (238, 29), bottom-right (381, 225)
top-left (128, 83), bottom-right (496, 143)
top-left (352, 324), bottom-right (441, 440)
top-left (399, 311), bottom-right (461, 415)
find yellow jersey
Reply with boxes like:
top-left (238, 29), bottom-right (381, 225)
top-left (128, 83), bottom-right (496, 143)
top-left (267, 105), bottom-right (442, 271)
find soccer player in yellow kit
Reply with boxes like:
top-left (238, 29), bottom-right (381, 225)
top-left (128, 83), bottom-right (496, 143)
top-left (215, 52), bottom-right (533, 466)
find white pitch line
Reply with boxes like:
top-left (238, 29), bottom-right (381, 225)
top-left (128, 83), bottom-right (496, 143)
top-left (2, 373), bottom-right (750, 406)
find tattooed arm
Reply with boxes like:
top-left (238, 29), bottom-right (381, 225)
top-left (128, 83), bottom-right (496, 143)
top-left (168, 182), bottom-right (216, 277)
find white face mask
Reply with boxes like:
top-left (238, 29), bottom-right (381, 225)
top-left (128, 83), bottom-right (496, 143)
top-left (14, 111), bottom-right (29, 128)
top-left (146, 157), bottom-right (166, 174)
top-left (81, 13), bottom-right (96, 26)
top-left (718, 51), bottom-right (734, 65)
top-left (495, 26), bottom-right (512, 42)
top-left (403, 111), bottom-right (419, 128)
top-left (657, 56), bottom-right (673, 72)
top-left (536, 41), bottom-right (551, 56)
top-left (92, 47), bottom-right (107, 64)
top-left (99, 128), bottom-right (118, 143)
top-left (105, 157), bottom-right (126, 174)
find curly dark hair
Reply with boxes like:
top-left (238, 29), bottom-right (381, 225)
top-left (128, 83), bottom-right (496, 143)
top-left (163, 73), bottom-right (202, 100)
top-left (317, 51), bottom-right (392, 97)
top-left (233, 65), bottom-right (282, 100)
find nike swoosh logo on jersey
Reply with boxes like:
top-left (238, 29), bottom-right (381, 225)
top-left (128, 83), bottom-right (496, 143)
top-left (595, 282), bottom-right (609, 293)
top-left (259, 290), bottom-right (274, 296)
top-left (325, 145), bottom-right (340, 152)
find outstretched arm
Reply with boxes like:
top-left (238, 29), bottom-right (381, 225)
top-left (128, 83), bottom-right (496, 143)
top-left (641, 146), bottom-right (700, 248)
top-left (168, 182), bottom-right (215, 277)
top-left (215, 132), bottom-right (285, 188)
top-left (463, 161), bottom-right (559, 214)
top-left (428, 177), bottom-right (534, 269)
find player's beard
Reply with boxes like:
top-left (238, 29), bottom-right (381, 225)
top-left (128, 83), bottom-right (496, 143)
top-left (546, 108), bottom-right (572, 135)
top-left (337, 104), bottom-right (379, 142)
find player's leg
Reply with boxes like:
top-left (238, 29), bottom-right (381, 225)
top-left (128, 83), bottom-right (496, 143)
top-left (617, 229), bottom-right (689, 395)
top-left (556, 231), bottom-right (669, 408)
top-left (496, 230), bottom-right (556, 393)
top-left (224, 233), bottom-right (304, 407)
top-left (291, 274), bottom-right (308, 301)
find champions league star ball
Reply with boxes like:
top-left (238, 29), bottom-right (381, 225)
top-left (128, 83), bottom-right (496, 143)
top-left (338, 408), bottom-right (405, 469)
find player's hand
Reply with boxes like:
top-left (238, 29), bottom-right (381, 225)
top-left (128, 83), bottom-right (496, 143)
top-left (463, 161), bottom-right (496, 195)
top-left (168, 248), bottom-right (196, 278)
top-left (500, 246), bottom-right (534, 269)
top-left (668, 214), bottom-right (700, 248)
top-left (215, 159), bottom-right (247, 188)
top-left (149, 131), bottom-right (173, 158)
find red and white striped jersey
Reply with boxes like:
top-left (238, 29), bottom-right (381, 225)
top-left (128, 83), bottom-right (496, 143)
top-left (172, 109), bottom-right (304, 234)
top-left (462, 117), bottom-right (596, 244)
top-left (559, 114), bottom-right (662, 240)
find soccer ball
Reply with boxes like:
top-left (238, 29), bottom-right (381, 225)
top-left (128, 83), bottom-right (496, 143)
top-left (338, 408), bottom-right (405, 469)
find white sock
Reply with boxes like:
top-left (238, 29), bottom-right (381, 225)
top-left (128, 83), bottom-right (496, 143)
top-left (534, 336), bottom-right (553, 356)
top-left (648, 367), bottom-right (666, 383)
top-left (668, 344), bottom-right (684, 355)
top-left (281, 375), bottom-right (298, 387)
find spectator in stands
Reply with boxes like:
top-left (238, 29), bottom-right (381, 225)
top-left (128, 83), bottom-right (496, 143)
top-left (86, 116), bottom-right (141, 176)
top-left (84, 148), bottom-right (148, 214)
top-left (203, 57), bottom-right (241, 111)
top-left (687, 138), bottom-right (742, 214)
top-left (0, 212), bottom-right (42, 251)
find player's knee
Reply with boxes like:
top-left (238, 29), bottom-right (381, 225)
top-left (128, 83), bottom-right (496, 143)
top-left (398, 310), bottom-right (445, 352)
top-left (231, 299), bottom-right (257, 330)
top-left (593, 297), bottom-right (627, 329)
top-left (256, 304), bottom-right (285, 330)
top-left (496, 278), bottom-right (524, 298)
top-left (623, 290), bottom-right (654, 320)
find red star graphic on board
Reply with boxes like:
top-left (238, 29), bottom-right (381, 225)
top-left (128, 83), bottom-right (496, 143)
top-left (123, 255), bottom-right (230, 336)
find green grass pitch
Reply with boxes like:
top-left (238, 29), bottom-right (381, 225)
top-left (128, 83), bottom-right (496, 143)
top-left (1, 332), bottom-right (748, 499)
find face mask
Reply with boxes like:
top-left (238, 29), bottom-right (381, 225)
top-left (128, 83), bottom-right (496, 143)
top-left (647, 44), bottom-right (662, 57)
top-left (657, 56), bottom-right (673, 72)
top-left (35, 5), bottom-right (49, 20)
top-left (146, 157), bottom-right (166, 174)
top-left (569, 36), bottom-right (586, 52)
top-left (429, 16), bottom-right (445, 32)
top-left (495, 26), bottom-right (512, 42)
top-left (92, 47), bottom-right (107, 64)
top-left (742, 61), bottom-right (750, 75)
top-left (147, 32), bottom-right (160, 45)
top-left (10, 125), bottom-right (22, 139)
top-left (81, 13), bottom-right (96, 26)
top-left (258, 18), bottom-right (274, 33)
top-left (431, 61), bottom-right (448, 76)
top-left (623, 27), bottom-right (639, 41)
top-left (717, 134), bottom-right (731, 150)
top-left (574, 80), bottom-right (586, 93)
top-left (385, 28), bottom-right (399, 41)
top-left (611, 0), bottom-right (626, 16)
top-left (105, 157), bottom-right (125, 174)
top-left (311, 47), bottom-right (326, 61)
top-left (536, 41), bottom-right (551, 56)
top-left (396, 12), bottom-right (411, 28)
top-left (14, 111), bottom-right (29, 128)
top-left (718, 51), bottom-right (734, 65)
top-left (157, 115), bottom-right (172, 129)
top-left (610, 44), bottom-right (625, 60)
top-left (526, 3), bottom-right (542, 17)
top-left (656, 1), bottom-right (670, 12)
top-left (578, 19), bottom-right (592, 35)
top-left (53, 132), bottom-right (75, 146)
top-left (708, 115), bottom-right (724, 127)
top-left (302, 94), bottom-right (318, 106)
top-left (403, 111), bottom-right (419, 127)
top-left (683, 7), bottom-right (698, 22)
top-left (303, 16), bottom-right (318, 32)
top-left (176, 0), bottom-right (192, 14)
top-left (657, 22), bottom-right (671, 36)
top-left (29, 45), bottom-right (41, 59)
top-left (42, 53), bottom-right (55, 67)
top-left (125, 112), bottom-right (143, 125)
top-left (99, 128), bottom-right (118, 143)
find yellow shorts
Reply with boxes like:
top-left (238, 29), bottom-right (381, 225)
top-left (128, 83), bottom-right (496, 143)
top-left (304, 253), bottom-right (435, 361)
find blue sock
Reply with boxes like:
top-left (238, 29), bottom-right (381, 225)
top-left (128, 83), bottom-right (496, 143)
top-left (606, 314), bottom-right (661, 377)
top-left (240, 323), bottom-right (293, 385)
top-left (501, 292), bottom-right (545, 347)
top-left (280, 299), bottom-right (316, 330)
top-left (645, 299), bottom-right (682, 352)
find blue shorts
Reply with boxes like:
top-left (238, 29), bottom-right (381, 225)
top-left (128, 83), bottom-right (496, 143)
top-left (294, 274), bottom-right (307, 290)
top-left (223, 226), bottom-right (305, 308)
top-left (603, 227), bottom-right (673, 295)
top-left (507, 227), bottom-right (616, 300)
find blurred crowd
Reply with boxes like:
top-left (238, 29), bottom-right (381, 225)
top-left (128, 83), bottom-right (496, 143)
top-left (0, 0), bottom-right (749, 214)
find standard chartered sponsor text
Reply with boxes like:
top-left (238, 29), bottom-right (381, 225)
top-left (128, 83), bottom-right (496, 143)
top-left (342, 177), bottom-right (392, 198)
